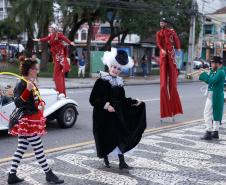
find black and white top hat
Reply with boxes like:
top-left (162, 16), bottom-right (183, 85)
top-left (102, 48), bottom-right (134, 69)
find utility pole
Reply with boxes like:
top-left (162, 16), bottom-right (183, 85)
top-left (198, 0), bottom-right (208, 58)
top-left (186, 0), bottom-right (198, 76)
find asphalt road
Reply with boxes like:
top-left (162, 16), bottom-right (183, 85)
top-left (0, 82), bottom-right (207, 159)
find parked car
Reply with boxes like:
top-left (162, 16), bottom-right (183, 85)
top-left (192, 58), bottom-right (210, 69)
top-left (193, 60), bottom-right (202, 69)
top-left (203, 60), bottom-right (210, 68)
top-left (0, 88), bottom-right (78, 131)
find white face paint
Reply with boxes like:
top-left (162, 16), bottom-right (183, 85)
top-left (109, 65), bottom-right (122, 77)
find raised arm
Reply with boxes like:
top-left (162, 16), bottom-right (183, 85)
top-left (58, 33), bottom-right (75, 45)
top-left (33, 35), bottom-right (50, 42)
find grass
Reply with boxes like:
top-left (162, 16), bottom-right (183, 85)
top-left (0, 62), bottom-right (80, 78)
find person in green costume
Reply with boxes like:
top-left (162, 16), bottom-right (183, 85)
top-left (199, 56), bottom-right (225, 140)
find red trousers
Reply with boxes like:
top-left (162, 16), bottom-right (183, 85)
top-left (160, 52), bottom-right (183, 118)
top-left (52, 48), bottom-right (70, 96)
top-left (53, 61), bottom-right (66, 95)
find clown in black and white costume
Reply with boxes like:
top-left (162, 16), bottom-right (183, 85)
top-left (89, 48), bottom-right (147, 170)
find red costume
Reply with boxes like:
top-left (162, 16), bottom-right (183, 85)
top-left (9, 83), bottom-right (46, 136)
top-left (156, 27), bottom-right (183, 118)
top-left (40, 32), bottom-right (71, 95)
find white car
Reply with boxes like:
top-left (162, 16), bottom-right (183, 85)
top-left (193, 60), bottom-right (203, 69)
top-left (0, 88), bottom-right (78, 130)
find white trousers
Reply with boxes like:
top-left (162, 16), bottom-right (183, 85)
top-left (78, 66), bottom-right (85, 77)
top-left (112, 147), bottom-right (122, 155)
top-left (204, 92), bottom-right (220, 132)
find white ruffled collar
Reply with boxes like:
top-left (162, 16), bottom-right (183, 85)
top-left (98, 71), bottom-right (124, 87)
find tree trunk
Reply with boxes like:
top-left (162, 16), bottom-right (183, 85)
top-left (40, 19), bottom-right (50, 71)
top-left (86, 18), bottom-right (92, 77)
top-left (40, 43), bottom-right (49, 71)
top-left (26, 25), bottom-right (34, 57)
top-left (67, 16), bottom-right (86, 58)
top-left (120, 30), bottom-right (129, 43)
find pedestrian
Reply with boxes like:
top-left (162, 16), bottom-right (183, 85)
top-left (199, 56), bottom-right (225, 140)
top-left (31, 53), bottom-right (41, 83)
top-left (65, 57), bottom-right (71, 78)
top-left (31, 53), bottom-right (41, 73)
top-left (156, 17), bottom-right (183, 120)
top-left (33, 23), bottom-right (76, 95)
top-left (140, 55), bottom-right (148, 79)
top-left (89, 48), bottom-right (147, 170)
top-left (78, 52), bottom-right (86, 78)
top-left (7, 56), bottom-right (64, 184)
top-left (130, 56), bottom-right (138, 78)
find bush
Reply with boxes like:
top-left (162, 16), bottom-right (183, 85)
top-left (150, 68), bottom-right (160, 75)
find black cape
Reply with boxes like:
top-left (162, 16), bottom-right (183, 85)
top-left (89, 76), bottom-right (146, 158)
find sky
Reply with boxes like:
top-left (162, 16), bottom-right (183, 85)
top-left (197, 0), bottom-right (226, 13)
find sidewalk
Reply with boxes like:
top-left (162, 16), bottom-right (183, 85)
top-left (38, 74), bottom-right (199, 89)
top-left (1, 119), bottom-right (226, 185)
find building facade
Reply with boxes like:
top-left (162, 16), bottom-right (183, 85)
top-left (0, 0), bottom-right (9, 20)
top-left (199, 7), bottom-right (226, 61)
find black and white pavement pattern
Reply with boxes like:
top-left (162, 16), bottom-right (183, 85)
top-left (1, 119), bottom-right (226, 185)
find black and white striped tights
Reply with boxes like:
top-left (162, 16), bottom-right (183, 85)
top-left (9, 135), bottom-right (50, 174)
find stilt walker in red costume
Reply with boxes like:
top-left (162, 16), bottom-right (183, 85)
top-left (156, 17), bottom-right (183, 120)
top-left (33, 24), bottom-right (75, 95)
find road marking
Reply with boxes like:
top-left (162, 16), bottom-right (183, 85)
top-left (1, 115), bottom-right (223, 165)
top-left (142, 98), bottom-right (160, 102)
top-left (67, 89), bottom-right (91, 94)
top-left (141, 96), bottom-right (183, 102)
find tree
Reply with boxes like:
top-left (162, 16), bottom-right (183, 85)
top-left (8, 0), bottom-right (54, 68)
top-left (0, 18), bottom-right (22, 41)
top-left (8, 0), bottom-right (38, 56)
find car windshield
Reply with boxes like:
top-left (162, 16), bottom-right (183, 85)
top-left (0, 95), bottom-right (14, 106)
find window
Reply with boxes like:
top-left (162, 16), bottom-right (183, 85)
top-left (81, 30), bottom-right (87, 40)
top-left (204, 25), bottom-right (213, 34)
top-left (100, 27), bottom-right (111, 34)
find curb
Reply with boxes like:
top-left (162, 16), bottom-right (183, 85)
top-left (39, 79), bottom-right (200, 89)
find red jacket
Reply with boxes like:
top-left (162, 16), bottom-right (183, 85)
top-left (156, 28), bottom-right (180, 52)
top-left (40, 32), bottom-right (71, 54)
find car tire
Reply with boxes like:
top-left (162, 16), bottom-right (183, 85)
top-left (57, 104), bottom-right (78, 129)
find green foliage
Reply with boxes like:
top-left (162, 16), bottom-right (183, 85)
top-left (0, 19), bottom-right (23, 40)
top-left (5, 61), bottom-right (79, 78)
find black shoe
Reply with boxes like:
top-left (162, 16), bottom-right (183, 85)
top-left (103, 156), bottom-right (110, 168)
top-left (118, 154), bottom-right (133, 170)
top-left (212, 131), bottom-right (219, 139)
top-left (200, 131), bottom-right (212, 140)
top-left (8, 173), bottom-right (24, 184)
top-left (46, 169), bottom-right (64, 184)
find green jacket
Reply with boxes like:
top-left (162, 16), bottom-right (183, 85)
top-left (199, 68), bottom-right (225, 121)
